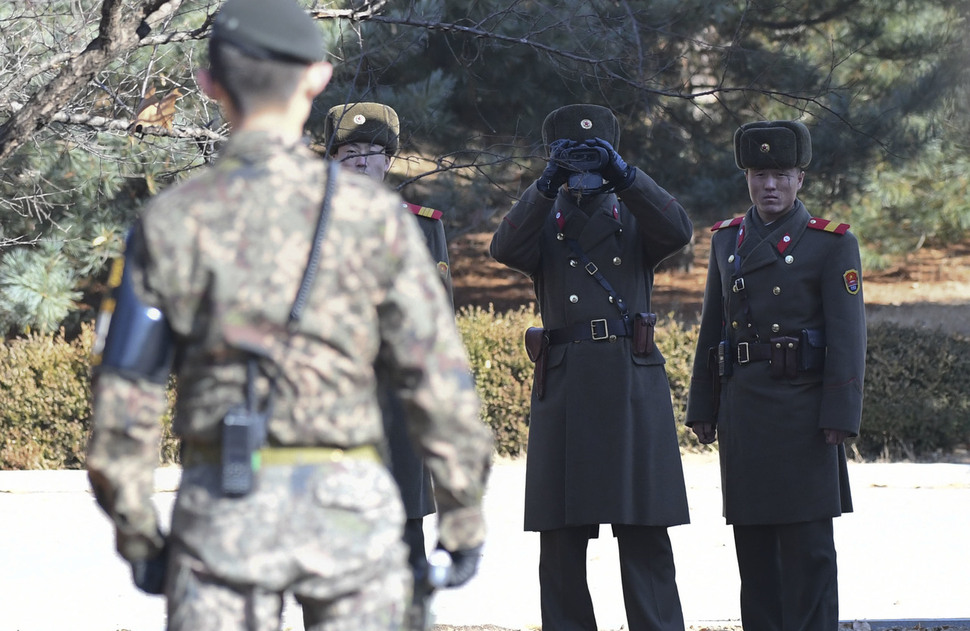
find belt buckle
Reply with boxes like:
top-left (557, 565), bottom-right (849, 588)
top-left (737, 341), bottom-right (750, 364)
top-left (590, 318), bottom-right (609, 341)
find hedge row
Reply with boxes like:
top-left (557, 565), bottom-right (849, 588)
top-left (1, 313), bottom-right (968, 469)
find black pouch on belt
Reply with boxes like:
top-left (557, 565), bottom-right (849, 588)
top-left (798, 328), bottom-right (826, 372)
top-left (524, 327), bottom-right (549, 400)
top-left (633, 312), bottom-right (656, 356)
top-left (769, 336), bottom-right (799, 380)
top-left (708, 345), bottom-right (722, 416)
top-left (716, 340), bottom-right (732, 378)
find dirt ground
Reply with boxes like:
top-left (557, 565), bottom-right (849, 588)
top-left (449, 230), bottom-right (970, 336)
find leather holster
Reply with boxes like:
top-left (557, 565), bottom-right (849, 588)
top-left (524, 327), bottom-right (549, 400)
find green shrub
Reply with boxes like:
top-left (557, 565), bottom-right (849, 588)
top-left (457, 304), bottom-right (539, 457)
top-left (0, 322), bottom-right (178, 470)
top-left (654, 314), bottom-right (710, 451)
top-left (857, 322), bottom-right (970, 460)
top-left (0, 327), bottom-right (93, 469)
top-left (3, 314), bottom-right (970, 469)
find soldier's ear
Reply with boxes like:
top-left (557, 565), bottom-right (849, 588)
top-left (196, 69), bottom-right (222, 101)
top-left (302, 61), bottom-right (333, 99)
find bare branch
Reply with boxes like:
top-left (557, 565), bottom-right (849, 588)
top-left (0, 0), bottom-right (185, 163)
top-left (307, 1), bottom-right (392, 22)
top-left (4, 99), bottom-right (225, 142)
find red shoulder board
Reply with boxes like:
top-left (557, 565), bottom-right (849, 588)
top-left (807, 217), bottom-right (849, 235)
top-left (403, 202), bottom-right (443, 221)
top-left (710, 217), bottom-right (744, 232)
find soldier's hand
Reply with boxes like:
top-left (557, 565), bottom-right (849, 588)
top-left (130, 542), bottom-right (169, 595)
top-left (587, 137), bottom-right (635, 191)
top-left (822, 428), bottom-right (850, 445)
top-left (536, 139), bottom-right (574, 199)
top-left (435, 543), bottom-right (484, 588)
top-left (691, 422), bottom-right (717, 445)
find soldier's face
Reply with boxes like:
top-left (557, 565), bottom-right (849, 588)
top-left (333, 142), bottom-right (391, 182)
top-left (746, 168), bottom-right (804, 223)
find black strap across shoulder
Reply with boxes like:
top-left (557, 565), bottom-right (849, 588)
top-left (254, 158), bottom-right (340, 417)
top-left (563, 237), bottom-right (630, 319)
top-left (290, 158), bottom-right (339, 328)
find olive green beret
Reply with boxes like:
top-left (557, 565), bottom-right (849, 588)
top-left (734, 120), bottom-right (812, 170)
top-left (211, 0), bottom-right (324, 63)
top-left (542, 104), bottom-right (620, 151)
top-left (324, 102), bottom-right (400, 155)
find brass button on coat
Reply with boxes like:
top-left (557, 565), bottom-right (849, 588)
top-left (569, 294), bottom-right (579, 303)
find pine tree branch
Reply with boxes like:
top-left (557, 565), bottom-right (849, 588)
top-left (363, 13), bottom-right (839, 107)
top-left (3, 100), bottom-right (225, 142)
top-left (0, 0), bottom-right (185, 164)
top-left (308, 1), bottom-right (392, 21)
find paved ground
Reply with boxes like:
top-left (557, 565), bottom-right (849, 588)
top-left (1, 454), bottom-right (969, 631)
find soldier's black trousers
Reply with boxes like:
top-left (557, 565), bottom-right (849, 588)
top-left (733, 519), bottom-right (838, 631)
top-left (538, 524), bottom-right (685, 631)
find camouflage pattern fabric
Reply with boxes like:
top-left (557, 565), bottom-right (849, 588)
top-left (87, 130), bottom-right (492, 622)
top-left (166, 464), bottom-right (410, 631)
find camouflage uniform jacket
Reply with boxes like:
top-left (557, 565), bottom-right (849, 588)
top-left (381, 202), bottom-right (452, 520)
top-left (87, 131), bottom-right (492, 565)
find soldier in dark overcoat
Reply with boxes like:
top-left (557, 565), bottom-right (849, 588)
top-left (322, 101), bottom-right (452, 631)
top-left (490, 104), bottom-right (692, 631)
top-left (686, 120), bottom-right (866, 631)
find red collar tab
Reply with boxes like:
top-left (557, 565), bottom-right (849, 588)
top-left (777, 232), bottom-right (792, 253)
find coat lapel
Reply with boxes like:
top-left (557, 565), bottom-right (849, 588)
top-left (558, 194), bottom-right (621, 252)
top-left (737, 202), bottom-right (810, 274)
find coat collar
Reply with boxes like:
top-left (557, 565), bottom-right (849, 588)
top-left (736, 200), bottom-right (810, 274)
top-left (555, 192), bottom-right (622, 251)
top-left (216, 130), bottom-right (315, 168)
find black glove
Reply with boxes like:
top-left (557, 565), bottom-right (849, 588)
top-left (587, 137), bottom-right (635, 191)
top-left (130, 543), bottom-right (169, 595)
top-left (433, 543), bottom-right (484, 588)
top-left (536, 139), bottom-right (574, 199)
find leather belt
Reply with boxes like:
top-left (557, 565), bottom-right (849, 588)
top-left (735, 341), bottom-right (772, 364)
top-left (548, 318), bottom-right (632, 345)
top-left (181, 444), bottom-right (382, 468)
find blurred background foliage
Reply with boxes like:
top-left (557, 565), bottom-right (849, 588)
top-left (0, 0), bottom-right (968, 335)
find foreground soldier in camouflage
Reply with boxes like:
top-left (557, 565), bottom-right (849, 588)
top-left (85, 0), bottom-right (492, 629)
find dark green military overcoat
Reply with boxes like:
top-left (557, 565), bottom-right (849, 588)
top-left (490, 170), bottom-right (693, 531)
top-left (380, 203), bottom-right (452, 519)
top-left (686, 201), bottom-right (866, 525)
